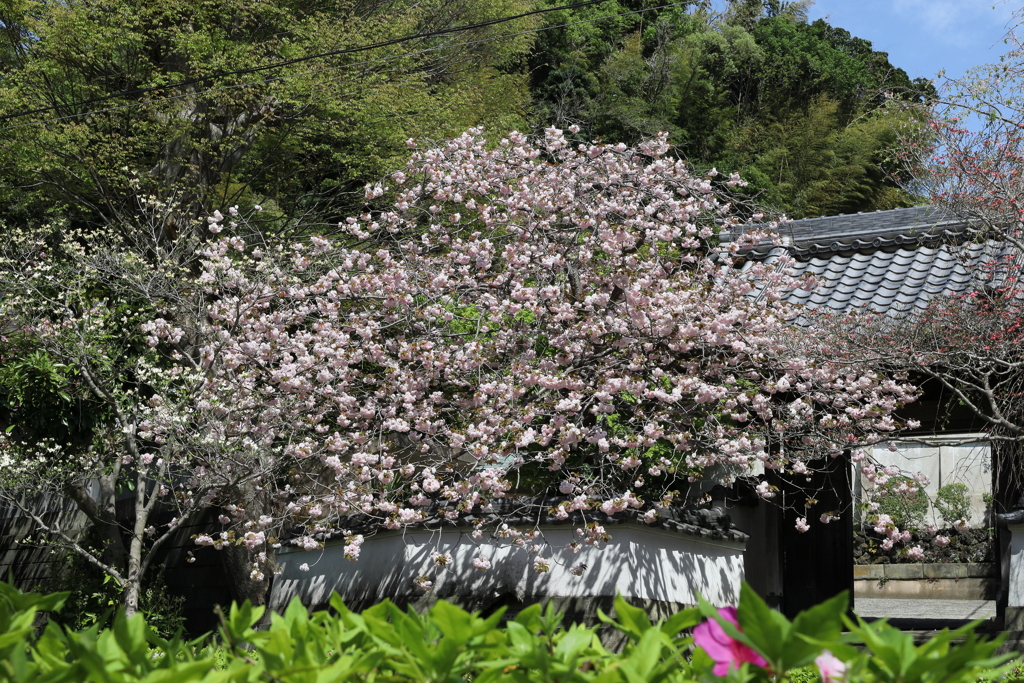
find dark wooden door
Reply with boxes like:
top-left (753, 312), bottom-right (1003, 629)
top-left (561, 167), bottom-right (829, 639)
top-left (774, 454), bottom-right (854, 618)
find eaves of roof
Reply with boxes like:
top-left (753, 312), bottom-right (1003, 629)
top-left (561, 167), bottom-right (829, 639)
top-left (733, 206), bottom-right (1019, 317)
top-left (721, 205), bottom-right (970, 258)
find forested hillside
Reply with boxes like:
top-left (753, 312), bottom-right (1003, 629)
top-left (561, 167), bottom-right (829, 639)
top-left (529, 0), bottom-right (933, 217)
top-left (0, 0), bottom-right (931, 231)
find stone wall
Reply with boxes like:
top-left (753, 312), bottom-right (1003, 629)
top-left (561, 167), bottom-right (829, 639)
top-left (853, 562), bottom-right (997, 600)
top-left (854, 528), bottom-right (993, 565)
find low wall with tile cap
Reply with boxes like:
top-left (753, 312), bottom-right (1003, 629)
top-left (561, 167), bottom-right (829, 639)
top-left (271, 524), bottom-right (746, 614)
top-left (854, 563), bottom-right (997, 600)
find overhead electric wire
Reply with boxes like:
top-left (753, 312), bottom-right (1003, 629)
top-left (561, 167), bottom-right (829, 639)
top-left (0, 0), bottom-right (688, 133)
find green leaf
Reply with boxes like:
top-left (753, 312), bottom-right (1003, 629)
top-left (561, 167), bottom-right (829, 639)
top-left (429, 599), bottom-right (474, 646)
top-left (735, 582), bottom-right (788, 666)
top-left (513, 603), bottom-right (544, 633)
top-left (660, 606), bottom-right (701, 638)
top-left (784, 590), bottom-right (848, 669)
top-left (611, 594), bottom-right (653, 641)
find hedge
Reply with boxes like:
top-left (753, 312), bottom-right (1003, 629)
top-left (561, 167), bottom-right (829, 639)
top-left (0, 581), bottom-right (1014, 683)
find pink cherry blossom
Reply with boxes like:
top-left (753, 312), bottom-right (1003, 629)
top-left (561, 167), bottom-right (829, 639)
top-left (815, 650), bottom-right (846, 683)
top-left (0, 126), bottom-right (922, 608)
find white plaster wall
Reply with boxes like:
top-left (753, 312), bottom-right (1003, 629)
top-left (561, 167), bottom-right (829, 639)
top-left (868, 436), bottom-right (991, 526)
top-left (270, 524), bottom-right (745, 613)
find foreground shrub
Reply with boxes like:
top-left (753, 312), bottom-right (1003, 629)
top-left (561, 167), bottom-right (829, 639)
top-left (0, 581), bottom-right (1014, 683)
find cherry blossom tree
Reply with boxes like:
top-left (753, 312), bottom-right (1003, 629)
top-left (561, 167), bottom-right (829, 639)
top-left (159, 128), bottom-right (918, 575)
top-left (0, 128), bottom-right (918, 613)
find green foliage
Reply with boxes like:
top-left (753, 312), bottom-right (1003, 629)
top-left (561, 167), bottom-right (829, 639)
top-left (41, 547), bottom-right (186, 640)
top-left (876, 475), bottom-right (930, 530)
top-left (0, 0), bottom-right (537, 232)
top-left (0, 583), bottom-right (704, 683)
top-left (843, 614), bottom-right (1011, 683)
top-left (934, 483), bottom-right (971, 527)
top-left (696, 584), bottom-right (846, 676)
top-left (529, 0), bottom-right (933, 218)
top-left (786, 667), bottom-right (820, 683)
top-left (0, 579), bottom-right (1014, 683)
top-left (0, 338), bottom-right (101, 449)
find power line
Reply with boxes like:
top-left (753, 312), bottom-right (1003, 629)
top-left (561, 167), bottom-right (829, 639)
top-left (0, 0), bottom-right (611, 124)
top-left (0, 1), bottom-right (687, 133)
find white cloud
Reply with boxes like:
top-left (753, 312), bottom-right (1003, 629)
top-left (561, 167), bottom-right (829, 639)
top-left (892, 0), bottom-right (1016, 47)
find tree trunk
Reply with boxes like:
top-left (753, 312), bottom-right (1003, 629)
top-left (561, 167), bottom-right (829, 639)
top-left (64, 477), bottom-right (130, 581)
top-left (124, 577), bottom-right (141, 618)
top-left (220, 544), bottom-right (274, 628)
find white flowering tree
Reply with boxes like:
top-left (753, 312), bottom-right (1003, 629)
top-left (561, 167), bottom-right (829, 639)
top-left (0, 128), bottom-right (917, 614)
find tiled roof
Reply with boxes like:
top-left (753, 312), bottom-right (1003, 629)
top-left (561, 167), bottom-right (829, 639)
top-left (734, 206), bottom-right (1018, 316)
top-left (784, 242), bottom-right (1016, 316)
top-left (722, 205), bottom-right (968, 258)
top-left (296, 497), bottom-right (749, 545)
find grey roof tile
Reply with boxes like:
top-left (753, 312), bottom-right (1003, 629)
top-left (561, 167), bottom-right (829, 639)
top-left (745, 237), bottom-right (1018, 316)
top-left (721, 206), bottom-right (970, 256)
top-left (732, 206), bottom-right (1023, 315)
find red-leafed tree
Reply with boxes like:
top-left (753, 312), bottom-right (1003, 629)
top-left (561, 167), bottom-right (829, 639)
top-left (797, 12), bottom-right (1024, 548)
top-left (831, 9), bottom-right (1024, 446)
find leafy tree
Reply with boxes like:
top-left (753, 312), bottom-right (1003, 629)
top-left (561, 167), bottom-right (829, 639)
top-left (0, 0), bottom-right (537, 234)
top-left (935, 483), bottom-right (971, 528)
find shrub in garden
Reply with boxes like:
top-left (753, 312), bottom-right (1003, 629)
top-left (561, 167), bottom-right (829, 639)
top-left (874, 475), bottom-right (930, 531)
top-left (0, 580), bottom-right (1014, 683)
top-left (935, 483), bottom-right (972, 528)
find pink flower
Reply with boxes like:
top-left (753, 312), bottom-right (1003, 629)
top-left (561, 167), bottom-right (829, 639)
top-left (795, 517), bottom-right (810, 533)
top-left (815, 650), bottom-right (846, 683)
top-left (693, 606), bottom-right (768, 676)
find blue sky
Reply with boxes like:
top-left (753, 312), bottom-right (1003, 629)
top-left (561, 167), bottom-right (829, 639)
top-left (806, 0), bottom-right (1018, 83)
